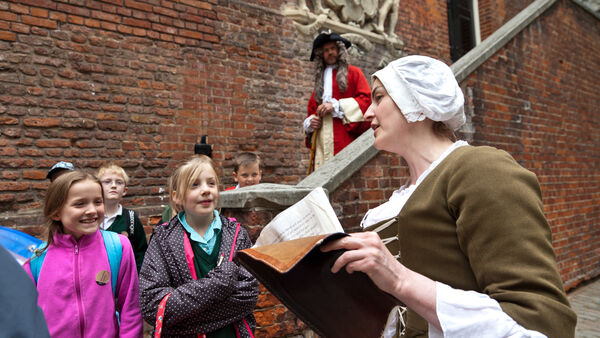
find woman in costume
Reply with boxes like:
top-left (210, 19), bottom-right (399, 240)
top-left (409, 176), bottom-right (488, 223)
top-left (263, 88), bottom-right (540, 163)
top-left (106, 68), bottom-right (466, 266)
top-left (321, 55), bottom-right (576, 338)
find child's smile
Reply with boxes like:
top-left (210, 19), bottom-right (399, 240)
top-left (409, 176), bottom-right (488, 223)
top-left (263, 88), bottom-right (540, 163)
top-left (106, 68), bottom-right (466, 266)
top-left (53, 179), bottom-right (104, 240)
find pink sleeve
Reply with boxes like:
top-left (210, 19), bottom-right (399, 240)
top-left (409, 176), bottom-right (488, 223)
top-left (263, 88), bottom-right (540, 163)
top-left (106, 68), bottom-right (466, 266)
top-left (116, 235), bottom-right (143, 338)
top-left (22, 260), bottom-right (35, 281)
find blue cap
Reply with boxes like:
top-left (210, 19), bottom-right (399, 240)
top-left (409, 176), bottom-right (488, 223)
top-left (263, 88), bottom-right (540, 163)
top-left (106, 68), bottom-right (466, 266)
top-left (46, 161), bottom-right (75, 179)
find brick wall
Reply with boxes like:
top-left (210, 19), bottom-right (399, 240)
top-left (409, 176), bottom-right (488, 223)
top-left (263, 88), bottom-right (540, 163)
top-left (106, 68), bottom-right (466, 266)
top-left (0, 1), bottom-right (313, 232)
top-left (1, 0), bottom-right (599, 336)
top-left (464, 0), bottom-right (600, 289)
top-left (478, 0), bottom-right (533, 40)
top-left (0, 0), bottom-right (455, 228)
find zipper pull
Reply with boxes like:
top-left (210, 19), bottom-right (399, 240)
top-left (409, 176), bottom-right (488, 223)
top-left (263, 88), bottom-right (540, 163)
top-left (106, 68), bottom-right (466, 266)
top-left (74, 244), bottom-right (79, 255)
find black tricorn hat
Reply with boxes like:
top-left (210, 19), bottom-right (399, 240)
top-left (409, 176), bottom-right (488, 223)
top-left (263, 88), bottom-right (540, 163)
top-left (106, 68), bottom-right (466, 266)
top-left (310, 32), bottom-right (351, 61)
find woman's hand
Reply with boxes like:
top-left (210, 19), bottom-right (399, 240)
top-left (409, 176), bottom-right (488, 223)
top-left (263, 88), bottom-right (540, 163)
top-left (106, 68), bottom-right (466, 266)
top-left (320, 232), bottom-right (404, 296)
top-left (321, 232), bottom-right (441, 329)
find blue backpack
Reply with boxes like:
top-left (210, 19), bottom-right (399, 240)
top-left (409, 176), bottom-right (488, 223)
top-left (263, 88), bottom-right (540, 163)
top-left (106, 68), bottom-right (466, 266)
top-left (29, 230), bottom-right (122, 298)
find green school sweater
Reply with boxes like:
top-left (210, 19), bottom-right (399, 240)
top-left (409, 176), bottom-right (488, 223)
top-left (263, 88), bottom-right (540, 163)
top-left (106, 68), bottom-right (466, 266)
top-left (105, 207), bottom-right (148, 272)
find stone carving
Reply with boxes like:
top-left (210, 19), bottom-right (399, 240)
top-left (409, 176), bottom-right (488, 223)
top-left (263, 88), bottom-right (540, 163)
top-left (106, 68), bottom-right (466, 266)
top-left (285, 0), bottom-right (404, 64)
top-left (375, 0), bottom-right (400, 37)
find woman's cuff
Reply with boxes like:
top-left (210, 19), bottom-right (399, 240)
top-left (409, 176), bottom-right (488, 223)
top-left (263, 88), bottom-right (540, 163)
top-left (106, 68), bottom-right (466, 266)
top-left (431, 282), bottom-right (546, 338)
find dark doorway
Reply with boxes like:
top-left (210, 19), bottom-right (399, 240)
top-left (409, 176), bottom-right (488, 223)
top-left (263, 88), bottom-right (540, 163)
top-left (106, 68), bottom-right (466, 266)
top-left (448, 0), bottom-right (476, 61)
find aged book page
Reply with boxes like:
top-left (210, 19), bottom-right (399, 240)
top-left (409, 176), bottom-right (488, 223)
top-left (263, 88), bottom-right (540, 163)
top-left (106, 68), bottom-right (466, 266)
top-left (253, 187), bottom-right (343, 247)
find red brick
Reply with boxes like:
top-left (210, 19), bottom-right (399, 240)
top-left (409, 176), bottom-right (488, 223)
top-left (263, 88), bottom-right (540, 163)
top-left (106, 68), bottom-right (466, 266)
top-left (101, 21), bottom-right (117, 31)
top-left (0, 147), bottom-right (16, 156)
top-left (0, 182), bottom-right (30, 191)
top-left (117, 24), bottom-right (133, 34)
top-left (22, 170), bottom-right (47, 180)
top-left (50, 11), bottom-right (67, 22)
top-left (91, 10), bottom-right (120, 23)
top-left (68, 15), bottom-right (84, 25)
top-left (180, 0), bottom-right (212, 10)
top-left (19, 148), bottom-right (44, 157)
top-left (10, 3), bottom-right (28, 14)
top-left (84, 18), bottom-right (100, 28)
top-left (0, 193), bottom-right (15, 202)
top-left (35, 139), bottom-right (70, 148)
top-left (0, 30), bottom-right (16, 41)
top-left (21, 15), bottom-right (56, 29)
top-left (123, 17), bottom-right (151, 29)
top-left (203, 33), bottom-right (218, 43)
top-left (16, 0), bottom-right (57, 10)
top-left (124, 0), bottom-right (152, 12)
top-left (153, 6), bottom-right (177, 18)
top-left (179, 29), bottom-right (202, 40)
top-left (30, 7), bottom-right (48, 18)
top-left (1, 171), bottom-right (19, 179)
top-left (23, 117), bottom-right (60, 128)
top-left (0, 11), bottom-right (18, 21)
top-left (132, 27), bottom-right (146, 36)
top-left (0, 116), bottom-right (19, 125)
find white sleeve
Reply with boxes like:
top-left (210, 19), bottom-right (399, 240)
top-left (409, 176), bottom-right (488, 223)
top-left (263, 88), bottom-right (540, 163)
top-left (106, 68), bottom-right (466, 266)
top-left (328, 98), bottom-right (343, 119)
top-left (428, 282), bottom-right (547, 338)
top-left (303, 115), bottom-right (315, 133)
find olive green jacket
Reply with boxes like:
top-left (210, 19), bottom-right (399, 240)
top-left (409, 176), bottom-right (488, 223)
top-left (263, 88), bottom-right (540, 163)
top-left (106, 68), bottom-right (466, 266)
top-left (373, 145), bottom-right (575, 338)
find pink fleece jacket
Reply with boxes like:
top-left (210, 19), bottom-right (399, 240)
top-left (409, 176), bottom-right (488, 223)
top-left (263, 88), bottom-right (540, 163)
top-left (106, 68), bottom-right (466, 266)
top-left (24, 229), bottom-right (143, 338)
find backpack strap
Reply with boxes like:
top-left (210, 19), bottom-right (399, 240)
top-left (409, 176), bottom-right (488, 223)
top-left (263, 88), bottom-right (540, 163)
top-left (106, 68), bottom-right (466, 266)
top-left (127, 209), bottom-right (135, 237)
top-left (29, 242), bottom-right (48, 285)
top-left (29, 234), bottom-right (122, 297)
top-left (230, 223), bottom-right (255, 338)
top-left (101, 230), bottom-right (122, 298)
top-left (229, 222), bottom-right (241, 262)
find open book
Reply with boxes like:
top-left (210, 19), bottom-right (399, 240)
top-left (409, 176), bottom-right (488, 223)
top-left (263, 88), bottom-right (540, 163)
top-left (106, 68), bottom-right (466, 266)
top-left (252, 187), bottom-right (343, 247)
top-left (236, 187), bottom-right (402, 338)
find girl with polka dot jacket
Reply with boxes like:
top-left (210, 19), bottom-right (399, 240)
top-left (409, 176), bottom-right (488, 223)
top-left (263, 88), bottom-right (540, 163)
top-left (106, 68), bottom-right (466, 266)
top-left (140, 156), bottom-right (259, 338)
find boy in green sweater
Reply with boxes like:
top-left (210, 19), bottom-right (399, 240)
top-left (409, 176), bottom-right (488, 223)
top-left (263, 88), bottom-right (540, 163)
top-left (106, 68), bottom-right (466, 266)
top-left (97, 163), bottom-right (148, 272)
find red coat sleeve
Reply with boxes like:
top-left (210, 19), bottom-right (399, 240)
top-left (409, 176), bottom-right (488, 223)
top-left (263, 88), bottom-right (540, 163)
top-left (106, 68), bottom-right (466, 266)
top-left (305, 91), bottom-right (318, 149)
top-left (307, 91), bottom-right (318, 117)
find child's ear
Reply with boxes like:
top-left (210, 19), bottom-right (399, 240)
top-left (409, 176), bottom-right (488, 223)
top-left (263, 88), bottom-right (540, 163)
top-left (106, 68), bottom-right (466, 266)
top-left (122, 186), bottom-right (128, 197)
top-left (232, 171), bottom-right (239, 183)
top-left (51, 213), bottom-right (61, 221)
top-left (171, 190), bottom-right (180, 205)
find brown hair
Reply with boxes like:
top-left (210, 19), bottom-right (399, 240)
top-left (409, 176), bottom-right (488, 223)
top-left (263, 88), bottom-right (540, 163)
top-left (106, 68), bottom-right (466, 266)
top-left (433, 121), bottom-right (457, 142)
top-left (312, 40), bottom-right (350, 103)
top-left (233, 152), bottom-right (262, 172)
top-left (38, 171), bottom-right (103, 253)
top-left (169, 155), bottom-right (220, 215)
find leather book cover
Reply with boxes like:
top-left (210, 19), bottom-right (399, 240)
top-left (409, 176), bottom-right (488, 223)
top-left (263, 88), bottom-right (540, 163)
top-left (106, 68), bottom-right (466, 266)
top-left (237, 232), bottom-right (401, 338)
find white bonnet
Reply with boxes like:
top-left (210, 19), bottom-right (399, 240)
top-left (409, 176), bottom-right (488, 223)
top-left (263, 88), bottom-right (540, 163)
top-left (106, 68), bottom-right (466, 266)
top-left (372, 55), bottom-right (465, 130)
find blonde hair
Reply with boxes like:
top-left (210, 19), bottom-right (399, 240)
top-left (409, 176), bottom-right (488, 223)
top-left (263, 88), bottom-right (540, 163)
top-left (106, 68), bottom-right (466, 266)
top-left (169, 155), bottom-right (220, 215)
top-left (39, 171), bottom-right (103, 253)
top-left (97, 163), bottom-right (130, 184)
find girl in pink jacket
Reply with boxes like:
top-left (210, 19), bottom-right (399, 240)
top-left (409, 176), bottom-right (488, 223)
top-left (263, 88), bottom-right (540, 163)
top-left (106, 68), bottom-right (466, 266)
top-left (24, 171), bottom-right (143, 337)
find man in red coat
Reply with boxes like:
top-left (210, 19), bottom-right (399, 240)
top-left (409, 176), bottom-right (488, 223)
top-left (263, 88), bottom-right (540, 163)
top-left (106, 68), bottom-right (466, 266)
top-left (304, 31), bottom-right (371, 170)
